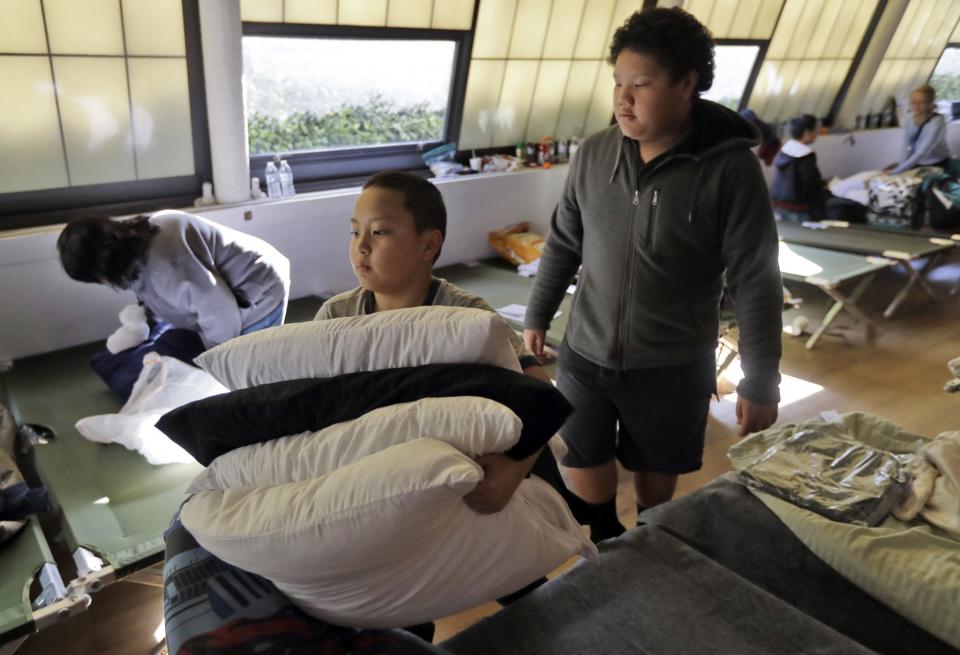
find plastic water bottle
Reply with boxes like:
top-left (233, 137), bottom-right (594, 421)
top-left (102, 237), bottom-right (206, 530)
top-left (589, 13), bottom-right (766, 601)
top-left (265, 160), bottom-right (281, 199)
top-left (279, 159), bottom-right (296, 197)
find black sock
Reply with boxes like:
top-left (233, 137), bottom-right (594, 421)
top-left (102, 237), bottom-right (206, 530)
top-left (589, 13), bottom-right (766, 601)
top-left (402, 622), bottom-right (435, 643)
top-left (588, 498), bottom-right (626, 543)
top-left (496, 577), bottom-right (548, 606)
top-left (636, 504), bottom-right (648, 527)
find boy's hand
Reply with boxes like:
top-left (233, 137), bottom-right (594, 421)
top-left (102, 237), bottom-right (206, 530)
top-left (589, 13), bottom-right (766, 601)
top-left (463, 452), bottom-right (537, 514)
top-left (736, 397), bottom-right (778, 436)
top-left (523, 329), bottom-right (546, 361)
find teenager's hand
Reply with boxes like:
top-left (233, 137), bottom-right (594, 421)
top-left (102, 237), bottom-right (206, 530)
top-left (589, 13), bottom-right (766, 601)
top-left (463, 452), bottom-right (536, 514)
top-left (736, 397), bottom-right (778, 437)
top-left (523, 329), bottom-right (546, 361)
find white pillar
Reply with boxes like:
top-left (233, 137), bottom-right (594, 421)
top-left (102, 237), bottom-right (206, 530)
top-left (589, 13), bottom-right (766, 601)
top-left (198, 0), bottom-right (250, 204)
top-left (834, 0), bottom-right (909, 129)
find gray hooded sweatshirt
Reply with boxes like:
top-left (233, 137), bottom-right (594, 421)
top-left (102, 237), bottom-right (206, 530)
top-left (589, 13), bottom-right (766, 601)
top-left (131, 211), bottom-right (290, 348)
top-left (525, 100), bottom-right (782, 404)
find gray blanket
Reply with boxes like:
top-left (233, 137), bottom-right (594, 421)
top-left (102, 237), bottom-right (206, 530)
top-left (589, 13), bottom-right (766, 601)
top-left (442, 523), bottom-right (873, 655)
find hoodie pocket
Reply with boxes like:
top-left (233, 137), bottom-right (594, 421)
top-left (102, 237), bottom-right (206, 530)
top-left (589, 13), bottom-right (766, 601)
top-left (645, 187), bottom-right (662, 248)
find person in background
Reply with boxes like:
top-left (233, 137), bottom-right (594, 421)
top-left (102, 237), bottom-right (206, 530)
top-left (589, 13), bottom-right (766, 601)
top-left (885, 84), bottom-right (951, 174)
top-left (58, 210), bottom-right (290, 348)
top-left (524, 7), bottom-right (782, 543)
top-left (771, 114), bottom-right (829, 222)
top-left (740, 108), bottom-right (782, 166)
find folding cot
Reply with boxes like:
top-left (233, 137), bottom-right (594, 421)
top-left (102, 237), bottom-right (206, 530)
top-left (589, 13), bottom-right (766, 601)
top-left (777, 220), bottom-right (957, 317)
top-left (438, 245), bottom-right (897, 351)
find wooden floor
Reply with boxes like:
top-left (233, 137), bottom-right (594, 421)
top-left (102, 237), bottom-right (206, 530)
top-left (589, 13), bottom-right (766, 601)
top-left (13, 258), bottom-right (960, 654)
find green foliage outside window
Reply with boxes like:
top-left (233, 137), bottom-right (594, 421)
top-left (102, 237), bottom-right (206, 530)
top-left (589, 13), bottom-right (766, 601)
top-left (247, 95), bottom-right (444, 154)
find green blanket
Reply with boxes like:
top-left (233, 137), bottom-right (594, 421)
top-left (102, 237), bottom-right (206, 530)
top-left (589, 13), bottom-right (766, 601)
top-left (729, 413), bottom-right (960, 649)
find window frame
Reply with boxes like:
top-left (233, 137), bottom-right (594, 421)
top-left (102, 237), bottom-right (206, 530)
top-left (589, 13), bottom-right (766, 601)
top-left (927, 43), bottom-right (960, 107)
top-left (241, 21), bottom-right (475, 190)
top-left (711, 38), bottom-right (768, 112)
top-left (0, 0), bottom-right (212, 231)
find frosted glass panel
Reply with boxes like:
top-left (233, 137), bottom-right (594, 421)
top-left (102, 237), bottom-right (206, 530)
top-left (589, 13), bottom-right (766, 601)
top-left (0, 0), bottom-right (47, 53)
top-left (45, 0), bottom-right (123, 55)
top-left (508, 0), bottom-right (551, 59)
top-left (473, 0), bottom-right (515, 58)
top-left (583, 61), bottom-right (613, 135)
top-left (603, 0), bottom-right (641, 59)
top-left (432, 0), bottom-right (475, 30)
top-left (542, 0), bottom-right (585, 59)
top-left (123, 0), bottom-right (185, 56)
top-left (525, 60), bottom-right (570, 141)
top-left (493, 60), bottom-right (538, 145)
top-left (574, 0), bottom-right (614, 59)
top-left (766, 0), bottom-right (803, 60)
top-left (387, 0), bottom-right (433, 28)
top-left (240, 0), bottom-right (282, 22)
top-left (787, 0), bottom-right (824, 60)
top-left (460, 59), bottom-right (506, 149)
top-left (555, 59), bottom-right (599, 138)
top-left (953, 16), bottom-right (960, 43)
top-left (683, 0), bottom-right (711, 24)
top-left (708, 0), bottom-right (740, 38)
top-left (338, 0), bottom-right (387, 26)
top-left (285, 0), bottom-right (337, 24)
top-left (53, 56), bottom-right (136, 186)
top-left (0, 56), bottom-right (68, 193)
top-left (752, 0), bottom-right (785, 39)
top-left (729, 0), bottom-right (763, 39)
top-left (803, 0), bottom-right (842, 60)
top-left (128, 58), bottom-right (194, 179)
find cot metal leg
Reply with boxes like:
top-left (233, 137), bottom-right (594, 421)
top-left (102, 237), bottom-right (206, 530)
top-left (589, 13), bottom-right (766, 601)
top-left (883, 257), bottom-right (939, 319)
top-left (806, 275), bottom-right (877, 350)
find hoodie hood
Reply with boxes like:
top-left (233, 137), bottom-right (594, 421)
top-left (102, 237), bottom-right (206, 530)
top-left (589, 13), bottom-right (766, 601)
top-left (774, 139), bottom-right (814, 169)
top-left (610, 99), bottom-right (761, 183)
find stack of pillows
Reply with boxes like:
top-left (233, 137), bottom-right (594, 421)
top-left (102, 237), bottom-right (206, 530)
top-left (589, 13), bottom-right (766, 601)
top-left (158, 306), bottom-right (596, 628)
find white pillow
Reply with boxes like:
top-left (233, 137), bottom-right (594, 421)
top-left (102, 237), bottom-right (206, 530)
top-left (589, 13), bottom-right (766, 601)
top-left (187, 396), bottom-right (522, 493)
top-left (181, 438), bottom-right (596, 628)
top-left (195, 306), bottom-right (522, 390)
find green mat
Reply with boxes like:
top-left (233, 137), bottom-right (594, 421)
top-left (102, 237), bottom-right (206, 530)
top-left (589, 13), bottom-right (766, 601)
top-left (4, 342), bottom-right (201, 575)
top-left (0, 518), bottom-right (54, 642)
top-left (437, 259), bottom-right (572, 348)
top-left (778, 221), bottom-right (953, 260)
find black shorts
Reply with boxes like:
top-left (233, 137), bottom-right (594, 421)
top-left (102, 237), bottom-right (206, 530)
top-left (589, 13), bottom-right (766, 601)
top-left (556, 359), bottom-right (713, 474)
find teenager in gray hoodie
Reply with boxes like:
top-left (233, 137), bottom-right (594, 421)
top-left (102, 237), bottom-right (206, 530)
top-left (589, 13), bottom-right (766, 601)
top-left (58, 210), bottom-right (290, 348)
top-left (523, 8), bottom-right (783, 542)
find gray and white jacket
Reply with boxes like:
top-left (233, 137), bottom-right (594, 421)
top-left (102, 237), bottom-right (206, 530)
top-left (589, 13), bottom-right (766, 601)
top-left (131, 211), bottom-right (290, 348)
top-left (524, 100), bottom-right (783, 404)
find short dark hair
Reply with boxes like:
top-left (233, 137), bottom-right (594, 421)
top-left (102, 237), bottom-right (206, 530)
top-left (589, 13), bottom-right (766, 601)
top-left (57, 215), bottom-right (158, 289)
top-left (608, 7), bottom-right (715, 95)
top-left (788, 114), bottom-right (819, 140)
top-left (363, 171), bottom-right (447, 260)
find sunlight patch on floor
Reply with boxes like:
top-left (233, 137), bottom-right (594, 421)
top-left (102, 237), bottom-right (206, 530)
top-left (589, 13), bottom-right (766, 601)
top-left (718, 356), bottom-right (823, 407)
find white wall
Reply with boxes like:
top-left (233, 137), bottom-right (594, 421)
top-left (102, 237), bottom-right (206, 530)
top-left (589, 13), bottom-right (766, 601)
top-left (759, 122), bottom-right (960, 186)
top-left (0, 166), bottom-right (567, 363)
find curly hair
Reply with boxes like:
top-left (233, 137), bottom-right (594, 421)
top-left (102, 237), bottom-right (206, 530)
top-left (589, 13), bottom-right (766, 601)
top-left (608, 7), bottom-right (715, 95)
top-left (58, 215), bottom-right (158, 289)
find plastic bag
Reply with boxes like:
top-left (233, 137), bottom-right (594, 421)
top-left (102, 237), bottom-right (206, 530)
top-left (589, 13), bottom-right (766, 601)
top-left (736, 426), bottom-right (909, 526)
top-left (76, 353), bottom-right (227, 465)
top-left (489, 222), bottom-right (545, 266)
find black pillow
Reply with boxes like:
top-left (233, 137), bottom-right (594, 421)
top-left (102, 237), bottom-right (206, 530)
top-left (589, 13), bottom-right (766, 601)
top-left (157, 364), bottom-right (572, 466)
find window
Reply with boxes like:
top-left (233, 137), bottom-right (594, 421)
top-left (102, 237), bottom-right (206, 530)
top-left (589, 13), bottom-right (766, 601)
top-left (859, 0), bottom-right (960, 118)
top-left (244, 36), bottom-right (457, 155)
top-left (701, 44), bottom-right (761, 111)
top-left (0, 0), bottom-right (209, 229)
top-left (930, 46), bottom-right (960, 116)
top-left (242, 22), bottom-right (472, 186)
